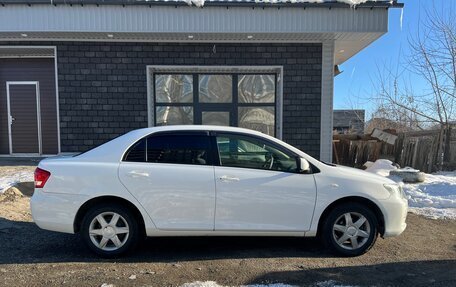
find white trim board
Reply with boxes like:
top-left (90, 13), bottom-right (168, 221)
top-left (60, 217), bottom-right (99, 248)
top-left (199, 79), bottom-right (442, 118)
top-left (53, 46), bottom-right (61, 154)
top-left (320, 40), bottom-right (335, 162)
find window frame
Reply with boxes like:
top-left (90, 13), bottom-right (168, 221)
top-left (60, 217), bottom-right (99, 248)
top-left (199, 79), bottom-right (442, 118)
top-left (122, 130), bottom-right (215, 166)
top-left (152, 71), bottom-right (277, 136)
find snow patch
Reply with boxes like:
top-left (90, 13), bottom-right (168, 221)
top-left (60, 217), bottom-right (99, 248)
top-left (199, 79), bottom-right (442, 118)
top-left (408, 206), bottom-right (456, 220)
top-left (403, 171), bottom-right (456, 219)
top-left (180, 282), bottom-right (296, 287)
top-left (333, 0), bottom-right (372, 5)
top-left (180, 282), bottom-right (357, 287)
top-left (247, 284), bottom-right (295, 287)
top-left (182, 0), bottom-right (383, 8)
top-left (0, 170), bottom-right (34, 194)
top-left (365, 159), bottom-right (398, 177)
top-left (183, 0), bottom-right (205, 7)
top-left (315, 280), bottom-right (359, 287)
top-left (365, 160), bottom-right (456, 219)
top-left (180, 282), bottom-right (220, 287)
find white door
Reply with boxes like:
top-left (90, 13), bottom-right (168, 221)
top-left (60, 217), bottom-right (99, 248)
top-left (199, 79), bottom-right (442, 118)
top-left (118, 132), bottom-right (216, 230)
top-left (214, 133), bottom-right (317, 231)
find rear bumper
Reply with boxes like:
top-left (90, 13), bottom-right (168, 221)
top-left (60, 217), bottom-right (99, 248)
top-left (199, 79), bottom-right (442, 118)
top-left (380, 196), bottom-right (408, 237)
top-left (31, 188), bottom-right (89, 234)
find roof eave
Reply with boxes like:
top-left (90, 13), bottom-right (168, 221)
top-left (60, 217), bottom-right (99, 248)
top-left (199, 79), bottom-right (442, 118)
top-left (0, 0), bottom-right (404, 9)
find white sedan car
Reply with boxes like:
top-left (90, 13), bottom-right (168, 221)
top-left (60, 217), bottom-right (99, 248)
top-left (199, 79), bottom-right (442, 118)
top-left (31, 125), bottom-right (407, 257)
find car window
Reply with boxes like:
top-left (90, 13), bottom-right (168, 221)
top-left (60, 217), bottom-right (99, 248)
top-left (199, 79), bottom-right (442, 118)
top-left (123, 134), bottom-right (212, 165)
top-left (123, 138), bottom-right (147, 162)
top-left (146, 134), bottom-right (211, 165)
top-left (216, 134), bottom-right (298, 172)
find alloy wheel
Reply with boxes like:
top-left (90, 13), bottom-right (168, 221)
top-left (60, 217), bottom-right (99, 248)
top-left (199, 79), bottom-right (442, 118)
top-left (88, 212), bottom-right (130, 251)
top-left (332, 212), bottom-right (371, 250)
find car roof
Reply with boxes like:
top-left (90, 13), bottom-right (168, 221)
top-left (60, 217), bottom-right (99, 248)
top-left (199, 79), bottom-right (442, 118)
top-left (75, 125), bottom-right (274, 162)
top-left (74, 124), bottom-right (321, 167)
top-left (131, 125), bottom-right (267, 136)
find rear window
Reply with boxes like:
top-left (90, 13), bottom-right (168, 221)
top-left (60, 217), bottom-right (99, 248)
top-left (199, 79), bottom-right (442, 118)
top-left (123, 134), bottom-right (212, 165)
top-left (123, 138), bottom-right (146, 162)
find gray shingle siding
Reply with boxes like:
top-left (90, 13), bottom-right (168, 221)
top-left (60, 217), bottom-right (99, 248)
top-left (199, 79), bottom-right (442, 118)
top-left (3, 42), bottom-right (322, 158)
top-left (60, 42), bottom-right (322, 157)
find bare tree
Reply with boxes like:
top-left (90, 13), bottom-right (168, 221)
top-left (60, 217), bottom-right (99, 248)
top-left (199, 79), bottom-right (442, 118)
top-left (407, 4), bottom-right (455, 125)
top-left (371, 2), bottom-right (455, 169)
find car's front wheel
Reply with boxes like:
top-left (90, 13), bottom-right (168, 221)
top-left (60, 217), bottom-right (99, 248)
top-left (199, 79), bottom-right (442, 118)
top-left (322, 203), bottom-right (378, 256)
top-left (81, 204), bottom-right (140, 257)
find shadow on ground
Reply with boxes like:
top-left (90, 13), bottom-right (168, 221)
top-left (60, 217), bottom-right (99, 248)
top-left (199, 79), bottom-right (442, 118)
top-left (1, 217), bottom-right (454, 287)
top-left (0, 215), bottom-right (329, 265)
top-left (247, 260), bottom-right (456, 286)
top-left (0, 157), bottom-right (42, 166)
top-left (13, 182), bottom-right (34, 197)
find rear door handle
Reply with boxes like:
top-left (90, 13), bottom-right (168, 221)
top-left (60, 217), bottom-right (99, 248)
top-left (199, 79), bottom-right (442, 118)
top-left (218, 175), bottom-right (240, 182)
top-left (128, 171), bottom-right (149, 178)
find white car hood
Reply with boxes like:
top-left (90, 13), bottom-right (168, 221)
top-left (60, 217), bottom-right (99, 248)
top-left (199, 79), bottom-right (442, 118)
top-left (329, 164), bottom-right (396, 185)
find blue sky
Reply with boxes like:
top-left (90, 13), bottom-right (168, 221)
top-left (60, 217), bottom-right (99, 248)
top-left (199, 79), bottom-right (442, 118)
top-left (333, 0), bottom-right (449, 118)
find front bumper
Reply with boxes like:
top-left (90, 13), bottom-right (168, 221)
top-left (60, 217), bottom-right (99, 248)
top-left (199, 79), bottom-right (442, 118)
top-left (31, 188), bottom-right (89, 234)
top-left (379, 196), bottom-right (408, 237)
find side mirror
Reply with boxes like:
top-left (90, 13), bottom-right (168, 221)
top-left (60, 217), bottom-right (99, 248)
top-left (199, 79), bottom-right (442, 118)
top-left (299, 158), bottom-right (311, 173)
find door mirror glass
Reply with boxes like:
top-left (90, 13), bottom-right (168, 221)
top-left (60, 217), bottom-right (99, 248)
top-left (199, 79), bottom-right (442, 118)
top-left (299, 158), bottom-right (311, 173)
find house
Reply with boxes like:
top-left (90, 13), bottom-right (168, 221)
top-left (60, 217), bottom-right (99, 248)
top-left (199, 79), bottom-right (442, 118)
top-left (0, 0), bottom-right (403, 162)
top-left (333, 109), bottom-right (365, 135)
top-left (365, 117), bottom-right (416, 134)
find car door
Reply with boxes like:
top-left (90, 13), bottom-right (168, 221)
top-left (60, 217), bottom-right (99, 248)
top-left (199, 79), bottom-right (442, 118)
top-left (118, 131), bottom-right (216, 230)
top-left (213, 132), bottom-right (317, 232)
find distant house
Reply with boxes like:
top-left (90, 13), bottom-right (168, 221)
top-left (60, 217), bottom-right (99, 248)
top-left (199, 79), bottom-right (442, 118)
top-left (0, 0), bottom-right (402, 162)
top-left (333, 110), bottom-right (365, 135)
top-left (365, 117), bottom-right (416, 134)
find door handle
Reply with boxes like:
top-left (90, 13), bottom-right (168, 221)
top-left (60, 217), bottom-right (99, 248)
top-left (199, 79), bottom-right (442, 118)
top-left (218, 175), bottom-right (240, 182)
top-left (128, 171), bottom-right (149, 178)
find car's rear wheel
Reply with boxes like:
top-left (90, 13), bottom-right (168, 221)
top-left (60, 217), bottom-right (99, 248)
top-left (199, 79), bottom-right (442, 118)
top-left (81, 204), bottom-right (140, 257)
top-left (322, 203), bottom-right (378, 256)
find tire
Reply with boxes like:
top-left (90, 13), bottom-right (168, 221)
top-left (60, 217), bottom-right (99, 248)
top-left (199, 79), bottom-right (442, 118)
top-left (80, 203), bottom-right (140, 257)
top-left (322, 202), bottom-right (378, 256)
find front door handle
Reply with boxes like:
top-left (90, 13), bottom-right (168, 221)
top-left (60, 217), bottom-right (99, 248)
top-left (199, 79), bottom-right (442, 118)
top-left (218, 175), bottom-right (240, 182)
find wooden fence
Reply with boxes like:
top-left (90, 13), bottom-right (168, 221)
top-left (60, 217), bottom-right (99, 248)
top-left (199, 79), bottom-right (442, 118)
top-left (333, 135), bottom-right (395, 168)
top-left (394, 128), bottom-right (456, 172)
top-left (333, 126), bottom-right (456, 172)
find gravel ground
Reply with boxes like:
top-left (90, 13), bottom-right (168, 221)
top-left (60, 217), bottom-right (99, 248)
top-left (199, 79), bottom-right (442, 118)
top-left (0, 162), bottom-right (455, 287)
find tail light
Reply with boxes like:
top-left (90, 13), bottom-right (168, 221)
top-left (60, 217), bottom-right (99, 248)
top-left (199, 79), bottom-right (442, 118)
top-left (35, 167), bottom-right (51, 188)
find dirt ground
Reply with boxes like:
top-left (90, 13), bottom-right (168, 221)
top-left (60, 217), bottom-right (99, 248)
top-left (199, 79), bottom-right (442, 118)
top-left (0, 162), bottom-right (455, 287)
